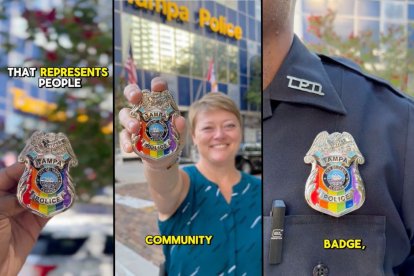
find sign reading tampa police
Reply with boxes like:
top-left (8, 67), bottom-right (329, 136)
top-left (127, 0), bottom-right (243, 40)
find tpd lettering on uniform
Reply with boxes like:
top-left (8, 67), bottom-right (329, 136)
top-left (304, 131), bottom-right (365, 217)
top-left (286, 76), bottom-right (324, 96)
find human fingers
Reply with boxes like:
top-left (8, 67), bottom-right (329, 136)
top-left (151, 77), bottom-right (169, 92)
top-left (174, 116), bottom-right (186, 136)
top-left (173, 116), bottom-right (187, 150)
top-left (0, 194), bottom-right (25, 218)
top-left (0, 163), bottom-right (24, 192)
top-left (124, 84), bottom-right (142, 105)
top-left (120, 129), bottom-right (133, 153)
top-left (119, 108), bottom-right (140, 135)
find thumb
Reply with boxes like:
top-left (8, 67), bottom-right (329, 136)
top-left (0, 194), bottom-right (25, 218)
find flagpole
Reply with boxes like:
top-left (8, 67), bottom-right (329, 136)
top-left (194, 58), bottom-right (210, 101)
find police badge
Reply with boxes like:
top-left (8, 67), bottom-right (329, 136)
top-left (130, 89), bottom-right (180, 160)
top-left (304, 131), bottom-right (365, 217)
top-left (17, 131), bottom-right (77, 218)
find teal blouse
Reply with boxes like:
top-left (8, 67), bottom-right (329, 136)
top-left (159, 165), bottom-right (262, 275)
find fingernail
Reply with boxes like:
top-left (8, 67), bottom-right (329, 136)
top-left (128, 121), bottom-right (135, 132)
top-left (130, 90), bottom-right (138, 99)
top-left (124, 143), bottom-right (132, 152)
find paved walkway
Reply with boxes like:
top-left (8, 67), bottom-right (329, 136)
top-left (115, 155), bottom-right (164, 276)
top-left (115, 241), bottom-right (158, 276)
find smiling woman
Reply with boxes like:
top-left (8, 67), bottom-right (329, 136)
top-left (118, 79), bottom-right (262, 275)
top-left (189, 93), bottom-right (242, 169)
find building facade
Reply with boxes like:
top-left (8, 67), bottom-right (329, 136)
top-left (295, 0), bottom-right (414, 42)
top-left (295, 0), bottom-right (414, 96)
top-left (114, 0), bottom-right (262, 157)
top-left (0, 1), bottom-right (58, 140)
top-left (0, 0), bottom-right (113, 144)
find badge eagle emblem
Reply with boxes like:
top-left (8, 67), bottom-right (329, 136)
top-left (130, 89), bottom-right (180, 160)
top-left (304, 131), bottom-right (365, 217)
top-left (17, 131), bottom-right (78, 218)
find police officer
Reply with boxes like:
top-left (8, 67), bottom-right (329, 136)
top-left (263, 0), bottom-right (414, 275)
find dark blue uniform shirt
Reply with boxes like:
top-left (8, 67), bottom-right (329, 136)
top-left (263, 35), bottom-right (414, 275)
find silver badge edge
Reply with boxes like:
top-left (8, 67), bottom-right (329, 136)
top-left (17, 131), bottom-right (78, 218)
top-left (304, 131), bottom-right (366, 218)
top-left (129, 89), bottom-right (180, 161)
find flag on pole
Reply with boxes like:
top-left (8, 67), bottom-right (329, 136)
top-left (124, 43), bottom-right (137, 84)
top-left (206, 59), bottom-right (218, 92)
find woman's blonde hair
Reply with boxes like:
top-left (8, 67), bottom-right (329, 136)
top-left (188, 92), bottom-right (242, 134)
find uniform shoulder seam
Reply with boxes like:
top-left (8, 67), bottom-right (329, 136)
top-left (319, 54), bottom-right (413, 101)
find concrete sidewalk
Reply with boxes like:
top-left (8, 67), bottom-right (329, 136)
top-left (115, 240), bottom-right (159, 276)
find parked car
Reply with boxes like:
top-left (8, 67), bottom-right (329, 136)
top-left (19, 204), bottom-right (113, 276)
top-left (236, 143), bottom-right (262, 174)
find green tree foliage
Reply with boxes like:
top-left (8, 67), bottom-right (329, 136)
top-left (2, 0), bottom-right (113, 194)
top-left (307, 10), bottom-right (414, 96)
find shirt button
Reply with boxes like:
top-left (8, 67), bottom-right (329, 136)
top-left (313, 263), bottom-right (329, 276)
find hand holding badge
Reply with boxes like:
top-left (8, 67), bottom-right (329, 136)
top-left (17, 131), bottom-right (77, 218)
top-left (128, 88), bottom-right (183, 165)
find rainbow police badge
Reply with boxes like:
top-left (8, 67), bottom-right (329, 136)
top-left (130, 89), bottom-right (180, 160)
top-left (304, 131), bottom-right (365, 217)
top-left (17, 131), bottom-right (77, 218)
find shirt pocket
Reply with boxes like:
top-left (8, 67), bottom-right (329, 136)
top-left (263, 215), bottom-right (386, 276)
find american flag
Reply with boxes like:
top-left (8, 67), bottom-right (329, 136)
top-left (206, 59), bottom-right (218, 92)
top-left (124, 43), bottom-right (137, 84)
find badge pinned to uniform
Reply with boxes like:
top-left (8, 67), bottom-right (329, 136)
top-left (129, 89), bottom-right (180, 160)
top-left (304, 131), bottom-right (365, 217)
top-left (17, 131), bottom-right (78, 218)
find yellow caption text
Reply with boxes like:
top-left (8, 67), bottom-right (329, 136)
top-left (324, 239), bottom-right (366, 250)
top-left (7, 67), bottom-right (108, 88)
top-left (145, 235), bottom-right (213, 245)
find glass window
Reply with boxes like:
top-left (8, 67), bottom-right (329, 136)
top-left (358, 19), bottom-right (380, 41)
top-left (238, 0), bottom-right (246, 14)
top-left (357, 0), bottom-right (380, 17)
top-left (175, 29), bottom-right (190, 75)
top-left (333, 18), bottom-right (354, 39)
top-left (409, 4), bottom-right (414, 21)
top-left (382, 2), bottom-right (405, 21)
top-left (130, 17), bottom-right (161, 72)
top-left (217, 43), bottom-right (228, 82)
top-left (303, 0), bottom-right (329, 14)
top-left (327, 0), bottom-right (355, 15)
top-left (124, 14), bottom-right (239, 86)
top-left (255, 0), bottom-right (261, 21)
top-left (409, 25), bottom-right (414, 48)
top-left (216, 0), bottom-right (237, 10)
top-left (216, 2), bottom-right (226, 17)
top-left (248, 0), bottom-right (255, 18)
top-left (228, 45), bottom-right (238, 84)
top-left (249, 18), bottom-right (256, 41)
top-left (190, 34), bottom-right (204, 78)
top-left (239, 14), bottom-right (247, 40)
top-left (159, 25), bottom-right (175, 73)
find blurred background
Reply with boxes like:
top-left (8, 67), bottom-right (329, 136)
top-left (295, 0), bottom-right (414, 97)
top-left (0, 0), bottom-right (113, 275)
top-left (114, 0), bottom-right (261, 275)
